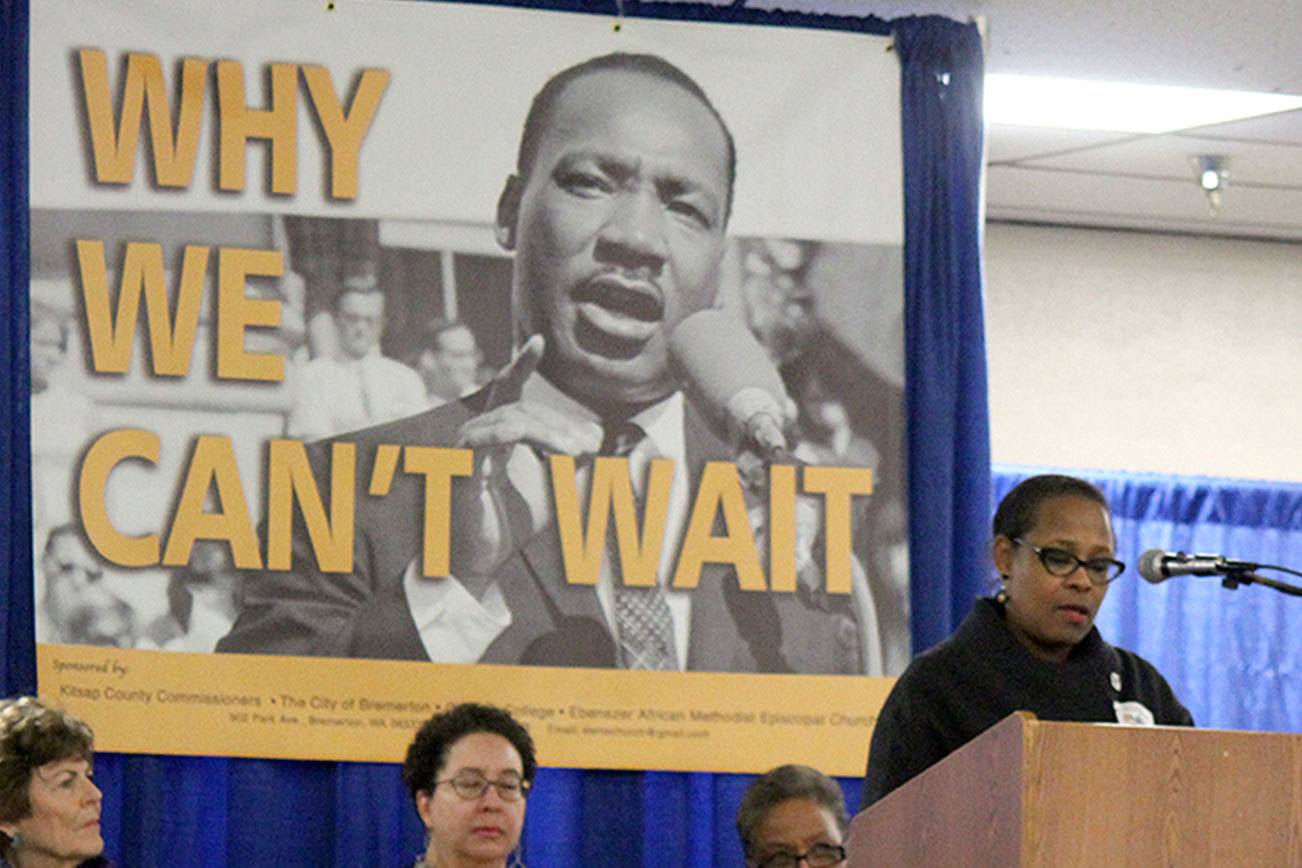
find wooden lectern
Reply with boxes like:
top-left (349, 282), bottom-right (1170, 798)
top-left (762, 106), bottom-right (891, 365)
top-left (848, 712), bottom-right (1302, 867)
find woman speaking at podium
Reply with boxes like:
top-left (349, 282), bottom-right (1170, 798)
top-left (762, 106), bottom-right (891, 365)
top-left (862, 474), bottom-right (1193, 806)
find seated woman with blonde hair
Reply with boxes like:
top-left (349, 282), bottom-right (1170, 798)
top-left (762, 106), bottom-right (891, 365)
top-left (0, 697), bottom-right (107, 868)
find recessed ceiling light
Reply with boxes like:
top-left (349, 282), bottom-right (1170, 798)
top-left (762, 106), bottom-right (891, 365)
top-left (984, 74), bottom-right (1302, 134)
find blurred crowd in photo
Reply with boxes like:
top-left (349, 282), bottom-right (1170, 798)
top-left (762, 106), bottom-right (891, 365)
top-left (29, 212), bottom-right (908, 670)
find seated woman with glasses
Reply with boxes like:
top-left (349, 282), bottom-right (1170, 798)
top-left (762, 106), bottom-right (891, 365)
top-left (402, 703), bottom-right (536, 868)
top-left (863, 474), bottom-right (1193, 806)
top-left (0, 697), bottom-right (108, 868)
top-left (736, 765), bottom-right (848, 868)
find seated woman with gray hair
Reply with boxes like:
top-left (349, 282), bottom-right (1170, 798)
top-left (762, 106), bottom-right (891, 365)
top-left (0, 697), bottom-right (107, 868)
top-left (736, 764), bottom-right (849, 868)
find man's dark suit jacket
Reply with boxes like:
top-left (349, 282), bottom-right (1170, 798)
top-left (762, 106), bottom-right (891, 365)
top-left (218, 389), bottom-right (863, 673)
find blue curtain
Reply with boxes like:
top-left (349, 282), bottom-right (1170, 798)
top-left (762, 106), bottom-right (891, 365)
top-left (1, 0), bottom-right (36, 698)
top-left (994, 466), bottom-right (1302, 734)
top-left (1, 3), bottom-right (987, 865)
top-left (894, 17), bottom-right (991, 651)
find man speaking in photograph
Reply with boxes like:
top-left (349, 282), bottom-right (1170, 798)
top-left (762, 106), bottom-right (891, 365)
top-left (219, 53), bottom-right (874, 673)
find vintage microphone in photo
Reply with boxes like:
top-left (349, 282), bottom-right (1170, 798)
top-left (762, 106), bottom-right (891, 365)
top-left (667, 309), bottom-right (796, 464)
top-left (1139, 548), bottom-right (1302, 597)
top-left (667, 308), bottom-right (824, 666)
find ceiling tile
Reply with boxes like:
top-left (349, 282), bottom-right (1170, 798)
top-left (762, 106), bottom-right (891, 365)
top-left (986, 165), bottom-right (1302, 239)
top-left (1008, 134), bottom-right (1302, 187)
top-left (987, 124), bottom-right (1139, 165)
top-left (1179, 109), bottom-right (1302, 146)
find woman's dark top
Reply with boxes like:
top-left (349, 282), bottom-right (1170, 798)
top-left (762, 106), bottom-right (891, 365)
top-left (862, 597), bottom-right (1193, 806)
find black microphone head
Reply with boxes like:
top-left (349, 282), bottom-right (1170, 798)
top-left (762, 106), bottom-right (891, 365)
top-left (1138, 549), bottom-right (1169, 584)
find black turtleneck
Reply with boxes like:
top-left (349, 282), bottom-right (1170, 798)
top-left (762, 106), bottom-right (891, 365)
top-left (862, 597), bottom-right (1193, 806)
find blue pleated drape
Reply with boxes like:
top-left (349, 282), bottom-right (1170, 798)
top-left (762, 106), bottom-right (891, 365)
top-left (894, 17), bottom-right (992, 652)
top-left (1, 0), bottom-right (36, 698)
top-left (2, 3), bottom-right (990, 865)
top-left (994, 466), bottom-right (1302, 734)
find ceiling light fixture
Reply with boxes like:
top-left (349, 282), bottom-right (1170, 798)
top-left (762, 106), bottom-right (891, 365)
top-left (984, 74), bottom-right (1302, 134)
top-left (1192, 155), bottom-right (1228, 216)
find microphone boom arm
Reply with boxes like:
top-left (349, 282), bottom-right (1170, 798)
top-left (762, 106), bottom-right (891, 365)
top-left (1218, 563), bottom-right (1302, 598)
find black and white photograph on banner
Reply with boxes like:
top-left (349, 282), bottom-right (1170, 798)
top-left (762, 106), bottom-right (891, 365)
top-left (29, 0), bottom-right (907, 681)
top-left (32, 217), bottom-right (907, 674)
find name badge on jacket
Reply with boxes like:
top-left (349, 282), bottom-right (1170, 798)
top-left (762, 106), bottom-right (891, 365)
top-left (1113, 700), bottom-right (1156, 726)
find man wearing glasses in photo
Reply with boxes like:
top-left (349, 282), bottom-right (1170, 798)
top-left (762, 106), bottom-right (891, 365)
top-left (286, 274), bottom-right (428, 442)
top-left (402, 703), bottom-right (536, 868)
top-left (37, 524), bottom-right (135, 648)
top-left (862, 474), bottom-right (1194, 806)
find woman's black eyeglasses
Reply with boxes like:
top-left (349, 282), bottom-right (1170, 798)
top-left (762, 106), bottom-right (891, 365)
top-left (1014, 539), bottom-right (1125, 585)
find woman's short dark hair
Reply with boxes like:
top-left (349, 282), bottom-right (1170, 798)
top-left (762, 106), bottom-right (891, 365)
top-left (0, 697), bottom-right (95, 846)
top-left (402, 703), bottom-right (536, 802)
top-left (992, 474), bottom-right (1110, 541)
top-left (736, 764), bottom-right (848, 858)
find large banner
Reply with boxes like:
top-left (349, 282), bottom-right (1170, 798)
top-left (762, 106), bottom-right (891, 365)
top-left (29, 0), bottom-right (906, 774)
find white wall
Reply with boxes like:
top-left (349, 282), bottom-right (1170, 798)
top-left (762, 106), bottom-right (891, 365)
top-left (985, 222), bottom-right (1302, 483)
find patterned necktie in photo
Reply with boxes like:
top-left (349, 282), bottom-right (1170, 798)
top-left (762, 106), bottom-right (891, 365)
top-left (602, 420), bottom-right (679, 671)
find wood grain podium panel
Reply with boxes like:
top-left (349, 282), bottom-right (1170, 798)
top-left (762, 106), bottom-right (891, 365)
top-left (850, 712), bottom-right (1029, 867)
top-left (850, 712), bottom-right (1302, 867)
